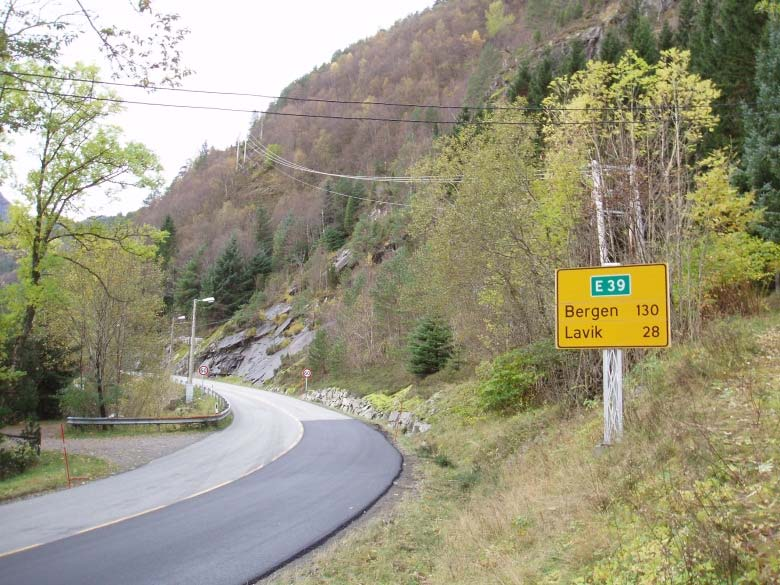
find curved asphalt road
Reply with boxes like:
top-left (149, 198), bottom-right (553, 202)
top-left (0, 380), bottom-right (402, 585)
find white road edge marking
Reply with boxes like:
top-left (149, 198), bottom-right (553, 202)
top-left (0, 387), bottom-right (305, 560)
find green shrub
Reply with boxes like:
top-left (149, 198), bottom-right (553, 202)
top-left (365, 393), bottom-right (394, 412)
top-left (321, 227), bottom-right (346, 252)
top-left (58, 381), bottom-right (101, 417)
top-left (433, 453), bottom-right (454, 468)
top-left (266, 338), bottom-right (291, 355)
top-left (477, 340), bottom-right (560, 412)
top-left (0, 440), bottom-right (38, 480)
top-left (453, 466), bottom-right (482, 492)
top-left (233, 291), bottom-right (267, 328)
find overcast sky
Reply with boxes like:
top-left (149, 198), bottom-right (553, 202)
top-left (8, 0), bottom-right (434, 216)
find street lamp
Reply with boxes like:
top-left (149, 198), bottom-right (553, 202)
top-left (168, 314), bottom-right (186, 364)
top-left (186, 296), bottom-right (215, 402)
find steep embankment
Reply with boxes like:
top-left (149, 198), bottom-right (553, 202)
top-left (266, 311), bottom-right (780, 584)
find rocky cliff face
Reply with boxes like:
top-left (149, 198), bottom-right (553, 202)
top-left (181, 302), bottom-right (314, 384)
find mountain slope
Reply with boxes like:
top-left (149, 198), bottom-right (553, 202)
top-left (136, 0), bottom-right (678, 264)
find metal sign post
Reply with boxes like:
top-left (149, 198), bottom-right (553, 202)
top-left (603, 346), bottom-right (623, 445)
top-left (302, 368), bottom-right (312, 392)
top-left (553, 162), bottom-right (672, 445)
top-left (198, 365), bottom-right (209, 393)
top-left (592, 160), bottom-right (623, 445)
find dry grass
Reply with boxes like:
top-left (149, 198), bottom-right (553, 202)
top-left (429, 315), bottom-right (780, 584)
top-left (265, 312), bottom-right (780, 585)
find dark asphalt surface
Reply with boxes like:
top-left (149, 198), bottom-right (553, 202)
top-left (0, 419), bottom-right (402, 585)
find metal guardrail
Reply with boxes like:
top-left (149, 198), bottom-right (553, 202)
top-left (66, 386), bottom-right (231, 428)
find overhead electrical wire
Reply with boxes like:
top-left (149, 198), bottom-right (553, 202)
top-left (243, 136), bottom-right (550, 208)
top-left (0, 69), bottom-right (742, 116)
top-left (245, 141), bottom-right (413, 208)
top-left (0, 84), bottom-right (703, 126)
top-left (245, 136), bottom-right (464, 184)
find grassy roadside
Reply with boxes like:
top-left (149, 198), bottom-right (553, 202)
top-left (0, 451), bottom-right (113, 502)
top-left (267, 310), bottom-right (780, 584)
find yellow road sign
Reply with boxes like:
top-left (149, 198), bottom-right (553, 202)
top-left (555, 263), bottom-right (670, 349)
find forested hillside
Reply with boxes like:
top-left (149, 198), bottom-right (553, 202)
top-left (133, 0), bottom-right (779, 376)
top-left (138, 0), bottom-right (660, 262)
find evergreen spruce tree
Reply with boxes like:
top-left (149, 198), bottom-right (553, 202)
top-left (321, 226), bottom-right (346, 251)
top-left (157, 215), bottom-right (177, 268)
top-left (307, 329), bottom-right (330, 374)
top-left (631, 17), bottom-right (659, 64)
top-left (690, 0), bottom-right (717, 75)
top-left (248, 247), bottom-right (272, 288)
top-left (658, 21), bottom-right (675, 52)
top-left (743, 18), bottom-right (780, 245)
top-left (343, 196), bottom-right (359, 236)
top-left (527, 53), bottom-right (554, 107)
top-left (157, 215), bottom-right (178, 311)
top-left (271, 214), bottom-right (294, 270)
top-left (600, 28), bottom-right (625, 63)
top-left (174, 255), bottom-right (201, 314)
top-left (507, 61), bottom-right (531, 102)
top-left (564, 39), bottom-right (586, 76)
top-left (254, 206), bottom-right (273, 251)
top-left (407, 317), bottom-right (453, 378)
top-left (624, 0), bottom-right (643, 41)
top-left (249, 206), bottom-right (274, 288)
top-left (691, 0), bottom-right (766, 147)
top-left (324, 180), bottom-right (347, 230)
top-left (715, 0), bottom-right (766, 104)
top-left (207, 235), bottom-right (253, 317)
top-left (676, 0), bottom-right (696, 47)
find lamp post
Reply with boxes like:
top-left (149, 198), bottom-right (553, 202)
top-left (186, 296), bottom-right (215, 402)
top-left (168, 314), bottom-right (186, 365)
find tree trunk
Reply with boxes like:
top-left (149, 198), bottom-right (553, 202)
top-left (96, 364), bottom-right (108, 431)
top-left (11, 240), bottom-right (43, 369)
top-left (11, 304), bottom-right (37, 369)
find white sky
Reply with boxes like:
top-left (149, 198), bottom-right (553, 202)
top-left (7, 0), bottom-right (434, 216)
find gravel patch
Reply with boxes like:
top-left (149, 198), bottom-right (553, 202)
top-left (6, 422), bottom-right (212, 473)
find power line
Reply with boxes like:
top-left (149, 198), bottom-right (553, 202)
top-left (245, 136), bottom-right (463, 183)
top-left (242, 138), bottom-right (552, 206)
top-left (243, 143), bottom-right (412, 208)
top-left (2, 68), bottom-right (747, 114)
top-left (2, 84), bottom-right (693, 126)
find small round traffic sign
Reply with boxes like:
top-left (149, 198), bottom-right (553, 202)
top-left (302, 368), bottom-right (312, 379)
top-left (198, 365), bottom-right (210, 376)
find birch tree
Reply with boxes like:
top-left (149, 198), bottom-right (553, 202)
top-left (1, 62), bottom-right (161, 368)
